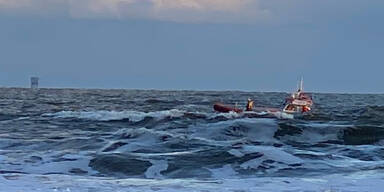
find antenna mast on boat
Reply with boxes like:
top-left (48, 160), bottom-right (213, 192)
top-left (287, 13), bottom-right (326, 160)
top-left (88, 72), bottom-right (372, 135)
top-left (299, 77), bottom-right (304, 92)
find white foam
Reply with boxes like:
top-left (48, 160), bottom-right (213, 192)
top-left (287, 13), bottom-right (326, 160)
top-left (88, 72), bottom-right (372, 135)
top-left (240, 157), bottom-right (265, 169)
top-left (1, 171), bottom-right (384, 192)
top-left (241, 145), bottom-right (303, 165)
top-left (227, 149), bottom-right (244, 158)
top-left (271, 111), bottom-right (294, 119)
top-left (145, 160), bottom-right (168, 179)
top-left (23, 156), bottom-right (96, 175)
top-left (209, 164), bottom-right (238, 179)
top-left (107, 127), bottom-right (187, 153)
top-left (300, 122), bottom-right (352, 128)
top-left (0, 150), bottom-right (97, 177)
top-left (210, 111), bottom-right (241, 119)
top-left (43, 109), bottom-right (185, 122)
top-left (130, 150), bottom-right (202, 158)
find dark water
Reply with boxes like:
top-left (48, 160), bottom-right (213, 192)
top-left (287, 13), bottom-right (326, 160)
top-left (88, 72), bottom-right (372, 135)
top-left (1, 88), bottom-right (384, 180)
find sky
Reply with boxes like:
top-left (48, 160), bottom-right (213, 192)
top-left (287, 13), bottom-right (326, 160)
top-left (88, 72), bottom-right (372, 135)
top-left (0, 0), bottom-right (383, 93)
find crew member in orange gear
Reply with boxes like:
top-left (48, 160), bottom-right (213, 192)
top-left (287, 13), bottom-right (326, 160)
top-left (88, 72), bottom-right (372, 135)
top-left (246, 98), bottom-right (254, 111)
top-left (302, 105), bottom-right (311, 113)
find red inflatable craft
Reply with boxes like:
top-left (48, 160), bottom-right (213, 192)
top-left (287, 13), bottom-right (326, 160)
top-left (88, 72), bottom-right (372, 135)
top-left (213, 103), bottom-right (243, 113)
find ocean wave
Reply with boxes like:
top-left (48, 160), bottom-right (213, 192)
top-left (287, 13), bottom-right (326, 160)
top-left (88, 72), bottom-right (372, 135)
top-left (4, 88), bottom-right (384, 184)
top-left (98, 127), bottom-right (192, 154)
top-left (357, 106), bottom-right (384, 124)
top-left (2, 171), bottom-right (384, 192)
top-left (41, 109), bottom-right (287, 124)
top-left (42, 109), bottom-right (185, 122)
top-left (342, 125), bottom-right (384, 145)
top-left (182, 118), bottom-right (280, 149)
top-left (276, 121), bottom-right (384, 146)
top-left (89, 144), bottom-right (304, 178)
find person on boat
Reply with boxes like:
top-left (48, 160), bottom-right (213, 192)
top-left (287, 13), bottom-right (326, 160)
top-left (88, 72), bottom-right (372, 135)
top-left (246, 98), bottom-right (254, 111)
top-left (302, 105), bottom-right (311, 113)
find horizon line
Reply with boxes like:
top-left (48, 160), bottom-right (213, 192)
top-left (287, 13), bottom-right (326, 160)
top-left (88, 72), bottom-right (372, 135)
top-left (1, 86), bottom-right (383, 95)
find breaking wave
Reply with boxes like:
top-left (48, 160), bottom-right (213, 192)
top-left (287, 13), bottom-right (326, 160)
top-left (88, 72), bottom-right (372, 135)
top-left (42, 109), bottom-right (186, 122)
top-left (2, 88), bottom-right (384, 190)
top-left (40, 109), bottom-right (285, 123)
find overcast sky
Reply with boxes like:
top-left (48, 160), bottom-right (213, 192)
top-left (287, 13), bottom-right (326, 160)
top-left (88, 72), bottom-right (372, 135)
top-left (0, 0), bottom-right (383, 93)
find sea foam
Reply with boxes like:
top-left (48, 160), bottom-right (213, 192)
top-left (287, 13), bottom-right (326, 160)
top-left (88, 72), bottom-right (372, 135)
top-left (43, 109), bottom-right (185, 122)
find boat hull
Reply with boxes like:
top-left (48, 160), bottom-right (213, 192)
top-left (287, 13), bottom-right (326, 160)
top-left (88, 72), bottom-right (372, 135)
top-left (213, 103), bottom-right (243, 113)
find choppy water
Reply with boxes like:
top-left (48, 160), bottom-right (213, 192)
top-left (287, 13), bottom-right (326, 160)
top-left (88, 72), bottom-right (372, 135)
top-left (1, 88), bottom-right (384, 191)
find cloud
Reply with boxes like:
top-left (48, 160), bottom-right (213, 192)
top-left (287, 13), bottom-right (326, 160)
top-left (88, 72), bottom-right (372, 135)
top-left (0, 0), bottom-right (69, 15)
top-left (0, 0), bottom-right (270, 23)
top-left (0, 0), bottom-right (32, 8)
top-left (149, 0), bottom-right (270, 23)
top-left (153, 0), bottom-right (250, 12)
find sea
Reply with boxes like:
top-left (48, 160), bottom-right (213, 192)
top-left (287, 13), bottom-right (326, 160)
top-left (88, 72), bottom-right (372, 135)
top-left (1, 88), bottom-right (384, 192)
